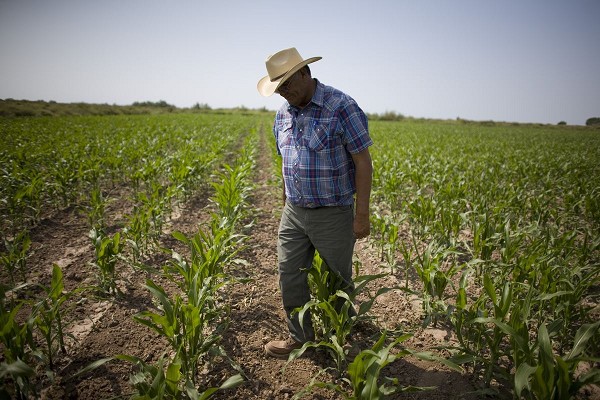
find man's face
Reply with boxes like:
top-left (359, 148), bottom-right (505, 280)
top-left (276, 70), bottom-right (308, 107)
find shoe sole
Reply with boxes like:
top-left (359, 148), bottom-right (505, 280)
top-left (264, 343), bottom-right (308, 359)
top-left (264, 346), bottom-right (294, 359)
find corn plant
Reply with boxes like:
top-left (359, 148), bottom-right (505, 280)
top-left (89, 227), bottom-right (124, 295)
top-left (1, 230), bottom-right (31, 286)
top-left (0, 288), bottom-right (37, 399)
top-left (210, 162), bottom-right (252, 227)
top-left (370, 212), bottom-right (402, 274)
top-left (32, 264), bottom-right (76, 371)
top-left (412, 239), bottom-right (463, 326)
top-left (133, 276), bottom-right (242, 393)
top-left (49, 156), bottom-right (80, 208)
top-left (467, 209), bottom-right (499, 263)
top-left (85, 185), bottom-right (108, 230)
top-left (167, 222), bottom-right (245, 291)
top-left (474, 274), bottom-right (516, 385)
top-left (209, 133), bottom-right (255, 231)
top-left (515, 321), bottom-right (600, 400)
top-left (124, 204), bottom-right (154, 262)
top-left (290, 254), bottom-right (399, 371)
top-left (75, 352), bottom-right (243, 400)
top-left (14, 172), bottom-right (45, 225)
top-left (0, 358), bottom-right (36, 400)
top-left (294, 330), bottom-right (462, 399)
top-left (135, 182), bottom-right (175, 243)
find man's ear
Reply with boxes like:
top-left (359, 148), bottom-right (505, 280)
top-left (300, 66), bottom-right (310, 79)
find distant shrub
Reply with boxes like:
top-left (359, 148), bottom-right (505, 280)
top-left (192, 102), bottom-right (211, 110)
top-left (131, 100), bottom-right (175, 108)
top-left (380, 111), bottom-right (405, 121)
top-left (367, 111), bottom-right (405, 121)
top-left (558, 121), bottom-right (567, 125)
top-left (586, 117), bottom-right (600, 126)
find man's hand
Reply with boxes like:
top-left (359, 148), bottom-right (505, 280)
top-left (353, 212), bottom-right (370, 239)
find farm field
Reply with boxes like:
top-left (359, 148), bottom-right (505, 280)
top-left (1, 113), bottom-right (599, 399)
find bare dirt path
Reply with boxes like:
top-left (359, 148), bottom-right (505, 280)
top-left (17, 124), bottom-right (480, 399)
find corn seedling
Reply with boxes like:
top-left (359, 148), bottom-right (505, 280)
top-left (0, 288), bottom-right (37, 399)
top-left (210, 163), bottom-right (252, 227)
top-left (290, 254), bottom-right (400, 371)
top-left (515, 321), bottom-right (600, 400)
top-left (168, 222), bottom-right (244, 291)
top-left (74, 353), bottom-right (243, 400)
top-left (14, 172), bottom-right (45, 225)
top-left (133, 276), bottom-right (234, 387)
top-left (85, 185), bottom-right (108, 230)
top-left (32, 264), bottom-right (77, 372)
top-left (89, 227), bottom-right (124, 295)
top-left (294, 330), bottom-right (462, 399)
top-left (412, 239), bottom-right (463, 326)
top-left (124, 204), bottom-right (154, 261)
top-left (1, 230), bottom-right (31, 286)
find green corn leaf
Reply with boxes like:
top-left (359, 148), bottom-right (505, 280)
top-left (483, 273), bottom-right (497, 304)
top-left (576, 368), bottom-right (600, 386)
top-left (172, 230), bottom-right (189, 244)
top-left (218, 373), bottom-right (244, 390)
top-left (456, 287), bottom-right (467, 309)
top-left (514, 362), bottom-right (537, 397)
top-left (537, 324), bottom-right (556, 392)
top-left (134, 311), bottom-right (174, 338)
top-left (296, 299), bottom-right (318, 331)
top-left (472, 317), bottom-right (528, 351)
top-left (568, 320), bottom-right (600, 360)
top-left (416, 351), bottom-right (463, 372)
top-left (352, 273), bottom-right (388, 294)
top-left (186, 379), bottom-right (200, 400)
top-left (555, 355), bottom-right (571, 400)
top-left (536, 290), bottom-right (572, 301)
top-left (70, 357), bottom-right (114, 379)
top-left (149, 356), bottom-right (167, 395)
top-left (165, 361), bottom-right (182, 393)
top-left (50, 264), bottom-right (64, 301)
top-left (499, 282), bottom-right (512, 318)
top-left (0, 358), bottom-right (35, 379)
top-left (145, 280), bottom-right (175, 323)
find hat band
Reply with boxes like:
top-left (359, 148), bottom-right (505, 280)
top-left (271, 72), bottom-right (287, 82)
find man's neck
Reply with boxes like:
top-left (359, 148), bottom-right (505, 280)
top-left (298, 78), bottom-right (317, 109)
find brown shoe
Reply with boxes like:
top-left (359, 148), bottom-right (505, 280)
top-left (264, 337), bottom-right (304, 359)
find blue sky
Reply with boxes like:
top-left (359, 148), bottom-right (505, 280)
top-left (1, 0), bottom-right (599, 125)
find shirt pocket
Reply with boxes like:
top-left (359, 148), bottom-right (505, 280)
top-left (307, 124), bottom-right (330, 151)
top-left (277, 121), bottom-right (293, 148)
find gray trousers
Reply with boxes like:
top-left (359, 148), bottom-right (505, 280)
top-left (277, 202), bottom-right (356, 343)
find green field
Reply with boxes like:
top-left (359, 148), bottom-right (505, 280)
top-left (1, 113), bottom-right (598, 399)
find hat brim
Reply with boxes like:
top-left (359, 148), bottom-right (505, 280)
top-left (257, 56), bottom-right (322, 97)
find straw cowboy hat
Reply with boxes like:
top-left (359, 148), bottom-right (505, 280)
top-left (257, 47), bottom-right (321, 97)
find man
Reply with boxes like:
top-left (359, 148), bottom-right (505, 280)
top-left (257, 47), bottom-right (373, 359)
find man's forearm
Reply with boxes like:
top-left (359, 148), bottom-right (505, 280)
top-left (353, 150), bottom-right (373, 215)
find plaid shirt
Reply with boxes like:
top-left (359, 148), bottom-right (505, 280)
top-left (273, 80), bottom-right (373, 208)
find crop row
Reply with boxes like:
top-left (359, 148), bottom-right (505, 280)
top-left (0, 114), bottom-right (263, 398)
top-left (369, 120), bottom-right (600, 398)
